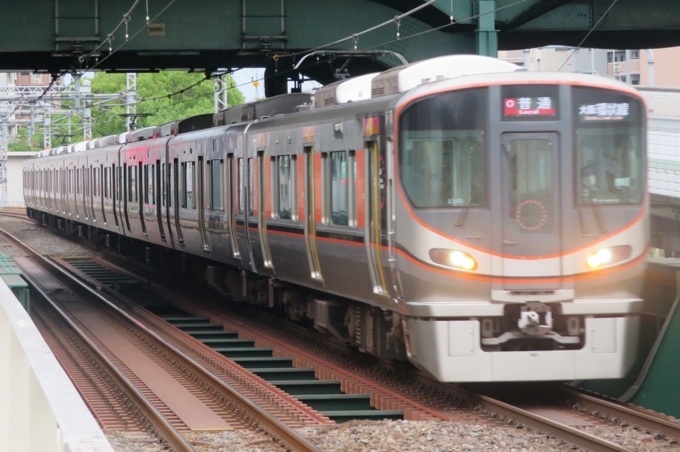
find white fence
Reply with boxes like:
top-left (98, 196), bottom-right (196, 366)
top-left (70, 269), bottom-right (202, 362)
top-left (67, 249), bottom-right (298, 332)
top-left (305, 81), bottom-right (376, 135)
top-left (0, 280), bottom-right (113, 451)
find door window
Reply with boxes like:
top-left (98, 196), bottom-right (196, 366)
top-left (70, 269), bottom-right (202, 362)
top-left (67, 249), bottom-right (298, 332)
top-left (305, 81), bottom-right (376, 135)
top-left (506, 139), bottom-right (554, 234)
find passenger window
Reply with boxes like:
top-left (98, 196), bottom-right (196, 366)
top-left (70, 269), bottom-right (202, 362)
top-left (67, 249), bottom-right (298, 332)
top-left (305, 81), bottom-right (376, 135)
top-left (238, 158), bottom-right (244, 215)
top-left (321, 153), bottom-right (330, 225)
top-left (331, 151), bottom-right (349, 226)
top-left (129, 165), bottom-right (137, 203)
top-left (145, 164), bottom-right (154, 205)
top-left (271, 157), bottom-right (278, 218)
top-left (348, 151), bottom-right (357, 227)
top-left (210, 159), bottom-right (223, 211)
top-left (291, 155), bottom-right (298, 221)
top-left (248, 158), bottom-right (254, 215)
top-left (184, 161), bottom-right (194, 209)
top-left (278, 155), bottom-right (292, 219)
top-left (104, 168), bottom-right (110, 198)
top-left (117, 167), bottom-right (123, 201)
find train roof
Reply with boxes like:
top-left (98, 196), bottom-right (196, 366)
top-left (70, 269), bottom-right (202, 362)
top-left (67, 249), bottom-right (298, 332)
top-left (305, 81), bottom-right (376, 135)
top-left (29, 56), bottom-right (646, 161)
top-left (213, 93), bottom-right (312, 126)
top-left (314, 73), bottom-right (379, 108)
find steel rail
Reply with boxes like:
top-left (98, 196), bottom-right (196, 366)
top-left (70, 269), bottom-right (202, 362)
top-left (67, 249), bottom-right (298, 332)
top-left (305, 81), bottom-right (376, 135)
top-left (461, 389), bottom-right (633, 452)
top-left (562, 385), bottom-right (680, 440)
top-left (0, 226), bottom-right (320, 452)
top-left (100, 250), bottom-right (638, 452)
top-left (11, 247), bottom-right (196, 450)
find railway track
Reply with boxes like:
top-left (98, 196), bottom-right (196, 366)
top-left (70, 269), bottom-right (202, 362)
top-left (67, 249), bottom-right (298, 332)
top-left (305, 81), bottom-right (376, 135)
top-left (0, 226), bottom-right (320, 452)
top-left (2, 215), bottom-right (680, 451)
top-left (62, 253), bottom-right (680, 451)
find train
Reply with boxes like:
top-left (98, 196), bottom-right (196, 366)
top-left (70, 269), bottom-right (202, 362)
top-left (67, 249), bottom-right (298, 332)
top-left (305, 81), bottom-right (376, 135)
top-left (23, 55), bottom-right (649, 382)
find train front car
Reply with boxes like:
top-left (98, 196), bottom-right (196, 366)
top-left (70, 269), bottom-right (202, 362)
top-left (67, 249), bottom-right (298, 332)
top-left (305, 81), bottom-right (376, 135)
top-left (394, 72), bottom-right (648, 382)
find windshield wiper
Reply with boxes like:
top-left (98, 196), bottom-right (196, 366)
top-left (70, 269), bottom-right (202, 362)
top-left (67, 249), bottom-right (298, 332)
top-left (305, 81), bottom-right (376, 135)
top-left (455, 199), bottom-right (473, 227)
top-left (577, 204), bottom-right (590, 235)
top-left (592, 204), bottom-right (607, 234)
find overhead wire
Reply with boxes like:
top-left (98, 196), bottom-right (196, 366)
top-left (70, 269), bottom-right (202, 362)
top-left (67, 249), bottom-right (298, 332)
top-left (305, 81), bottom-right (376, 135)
top-left (136, 0), bottom-right (530, 116)
top-left (4, 0), bottom-right (177, 143)
top-left (558, 0), bottom-right (620, 71)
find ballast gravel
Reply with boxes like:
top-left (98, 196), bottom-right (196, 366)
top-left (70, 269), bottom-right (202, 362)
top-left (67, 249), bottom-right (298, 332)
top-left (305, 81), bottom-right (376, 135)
top-left (4, 213), bottom-right (680, 452)
top-left (0, 213), bottom-right (101, 258)
top-left (104, 420), bottom-right (680, 451)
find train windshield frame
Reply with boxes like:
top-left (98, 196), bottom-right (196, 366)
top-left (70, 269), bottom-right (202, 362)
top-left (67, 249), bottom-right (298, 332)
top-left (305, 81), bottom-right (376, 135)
top-left (573, 87), bottom-right (645, 206)
top-left (398, 88), bottom-right (487, 209)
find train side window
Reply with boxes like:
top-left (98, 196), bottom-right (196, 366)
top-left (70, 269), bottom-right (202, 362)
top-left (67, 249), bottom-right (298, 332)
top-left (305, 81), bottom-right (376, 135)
top-left (331, 151), bottom-right (349, 226)
top-left (210, 159), bottom-right (223, 211)
top-left (169, 161), bottom-right (174, 208)
top-left (69, 169), bottom-right (73, 194)
top-left (104, 168), bottom-right (110, 198)
top-left (291, 155), bottom-right (298, 221)
top-left (173, 159), bottom-right (180, 209)
top-left (183, 161), bottom-right (194, 209)
top-left (248, 158), bottom-right (254, 216)
top-left (161, 164), bottom-right (166, 207)
top-left (238, 158), bottom-right (244, 215)
top-left (321, 153), bottom-right (330, 225)
top-left (77, 169), bottom-right (82, 195)
top-left (270, 157), bottom-right (278, 219)
top-left (278, 155), bottom-right (292, 219)
top-left (145, 164), bottom-right (154, 205)
top-left (181, 162), bottom-right (186, 208)
top-left (128, 165), bottom-right (137, 202)
top-left (117, 166), bottom-right (123, 201)
top-left (348, 150), bottom-right (357, 227)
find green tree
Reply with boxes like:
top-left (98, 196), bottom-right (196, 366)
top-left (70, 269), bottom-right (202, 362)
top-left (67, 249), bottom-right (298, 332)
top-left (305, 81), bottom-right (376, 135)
top-left (90, 71), bottom-right (245, 138)
top-left (8, 126), bottom-right (44, 152)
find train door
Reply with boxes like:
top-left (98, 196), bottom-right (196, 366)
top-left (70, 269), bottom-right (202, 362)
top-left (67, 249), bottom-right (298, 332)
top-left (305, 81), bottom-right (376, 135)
top-left (84, 165), bottom-right (91, 222)
top-left (138, 161), bottom-right (147, 236)
top-left (234, 130), bottom-right (255, 271)
top-left (156, 158), bottom-right (166, 241)
top-left (122, 163), bottom-right (131, 232)
top-left (364, 141), bottom-right (387, 295)
top-left (244, 156), bottom-right (256, 269)
top-left (227, 154), bottom-right (239, 257)
top-left (111, 164), bottom-right (120, 229)
top-left (88, 165), bottom-right (96, 223)
top-left (99, 164), bottom-right (107, 225)
top-left (303, 146), bottom-right (322, 281)
top-left (197, 155), bottom-right (209, 251)
top-left (173, 156), bottom-right (184, 245)
top-left (71, 166), bottom-right (78, 219)
top-left (501, 133), bottom-right (561, 289)
top-left (60, 167), bottom-right (66, 215)
top-left (257, 151), bottom-right (273, 269)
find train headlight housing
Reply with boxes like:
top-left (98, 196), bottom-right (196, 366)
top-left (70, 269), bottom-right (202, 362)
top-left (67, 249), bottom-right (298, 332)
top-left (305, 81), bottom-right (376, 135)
top-left (430, 249), bottom-right (477, 271)
top-left (585, 246), bottom-right (632, 269)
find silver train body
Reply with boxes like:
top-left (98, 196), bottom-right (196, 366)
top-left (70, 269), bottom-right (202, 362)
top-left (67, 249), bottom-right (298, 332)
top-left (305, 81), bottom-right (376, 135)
top-left (23, 56), bottom-right (649, 382)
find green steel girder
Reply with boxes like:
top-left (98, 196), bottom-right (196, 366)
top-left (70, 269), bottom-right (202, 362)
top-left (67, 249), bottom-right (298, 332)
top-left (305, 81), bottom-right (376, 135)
top-left (0, 0), bottom-right (680, 88)
top-left (0, 0), bottom-right (472, 76)
top-left (435, 0), bottom-right (680, 49)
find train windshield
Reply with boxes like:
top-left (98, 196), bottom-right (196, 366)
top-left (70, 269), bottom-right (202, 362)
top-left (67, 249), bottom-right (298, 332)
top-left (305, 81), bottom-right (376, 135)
top-left (399, 88), bottom-right (486, 208)
top-left (574, 87), bottom-right (645, 205)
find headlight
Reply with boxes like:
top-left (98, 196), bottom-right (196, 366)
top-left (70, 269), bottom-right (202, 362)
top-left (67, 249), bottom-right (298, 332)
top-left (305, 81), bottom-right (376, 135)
top-left (585, 245), bottom-right (631, 269)
top-left (430, 249), bottom-right (477, 271)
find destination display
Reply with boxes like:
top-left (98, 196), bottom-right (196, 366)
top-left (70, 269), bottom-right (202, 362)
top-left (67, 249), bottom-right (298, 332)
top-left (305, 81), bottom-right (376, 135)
top-left (503, 97), bottom-right (556, 117)
top-left (578, 102), bottom-right (630, 121)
